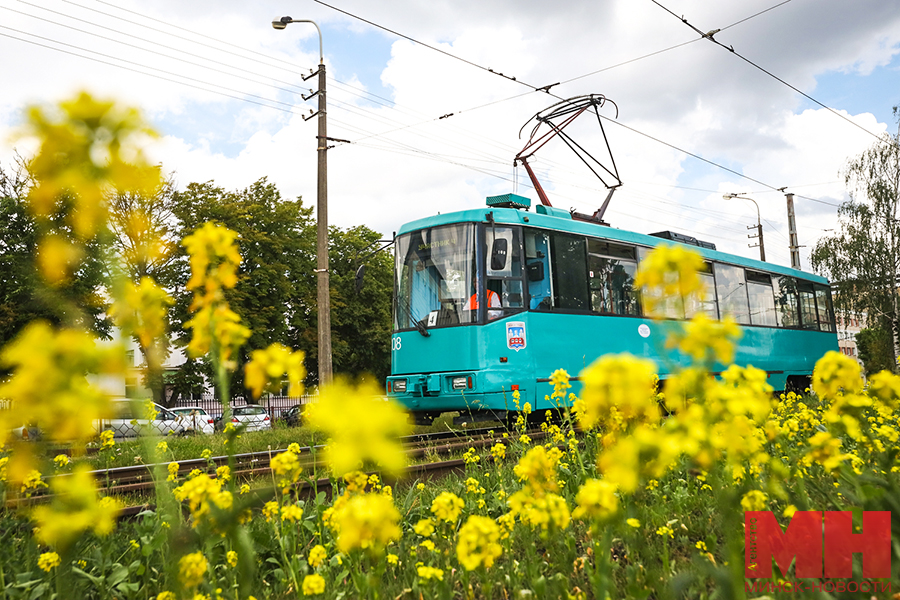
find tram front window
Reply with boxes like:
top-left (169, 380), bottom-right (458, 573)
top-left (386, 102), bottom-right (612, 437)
top-left (395, 224), bottom-right (476, 330)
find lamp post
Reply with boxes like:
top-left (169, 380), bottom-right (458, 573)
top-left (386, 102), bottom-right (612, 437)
top-left (723, 193), bottom-right (765, 262)
top-left (273, 16), bottom-right (332, 385)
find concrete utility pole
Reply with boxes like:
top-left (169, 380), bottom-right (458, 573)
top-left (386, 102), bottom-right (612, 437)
top-left (723, 193), bottom-right (766, 262)
top-left (273, 16), bottom-right (333, 385)
top-left (785, 192), bottom-right (802, 270)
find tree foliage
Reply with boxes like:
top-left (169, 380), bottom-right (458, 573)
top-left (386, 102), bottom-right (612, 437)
top-left (0, 160), bottom-right (109, 351)
top-left (855, 325), bottom-right (894, 375)
top-left (811, 108), bottom-right (900, 371)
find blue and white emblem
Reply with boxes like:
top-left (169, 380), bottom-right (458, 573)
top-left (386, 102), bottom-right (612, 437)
top-left (506, 321), bottom-right (526, 352)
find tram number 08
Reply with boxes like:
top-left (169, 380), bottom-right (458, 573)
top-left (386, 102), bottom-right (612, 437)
top-left (391, 337), bottom-right (402, 351)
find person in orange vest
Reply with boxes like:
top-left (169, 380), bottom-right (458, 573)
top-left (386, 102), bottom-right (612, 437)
top-left (467, 287), bottom-right (502, 319)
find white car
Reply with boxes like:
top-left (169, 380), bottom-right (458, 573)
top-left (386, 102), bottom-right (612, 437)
top-left (96, 399), bottom-right (185, 439)
top-left (172, 407), bottom-right (215, 435)
top-left (217, 405), bottom-right (271, 432)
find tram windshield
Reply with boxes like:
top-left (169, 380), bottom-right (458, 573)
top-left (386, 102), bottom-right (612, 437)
top-left (394, 224), bottom-right (476, 330)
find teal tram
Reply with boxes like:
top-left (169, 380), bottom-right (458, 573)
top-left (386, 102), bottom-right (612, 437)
top-left (385, 194), bottom-right (838, 425)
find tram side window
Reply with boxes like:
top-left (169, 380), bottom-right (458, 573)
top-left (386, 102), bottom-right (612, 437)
top-left (746, 271), bottom-right (778, 326)
top-left (814, 284), bottom-right (836, 332)
top-left (686, 262), bottom-right (717, 319)
top-left (774, 276), bottom-right (800, 328)
top-left (587, 239), bottom-right (640, 316)
top-left (714, 263), bottom-right (750, 324)
top-left (797, 280), bottom-right (818, 330)
top-left (550, 233), bottom-right (590, 311)
top-left (525, 230), bottom-right (552, 310)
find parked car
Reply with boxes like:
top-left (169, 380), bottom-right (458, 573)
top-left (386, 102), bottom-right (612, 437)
top-left (96, 399), bottom-right (185, 439)
top-left (216, 405), bottom-right (271, 432)
top-left (172, 407), bottom-right (215, 435)
top-left (280, 404), bottom-right (303, 427)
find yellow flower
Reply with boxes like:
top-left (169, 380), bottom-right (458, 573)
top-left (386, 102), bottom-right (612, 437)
top-left (456, 515), bottom-right (503, 570)
top-left (308, 545), bottom-right (327, 568)
top-left (281, 505), bottom-right (303, 522)
top-left (656, 525), bottom-right (674, 539)
top-left (579, 353), bottom-right (659, 430)
top-left (414, 518), bottom-right (435, 537)
top-left (634, 244), bottom-right (705, 317)
top-left (156, 593), bottom-right (176, 600)
top-left (519, 434), bottom-right (532, 445)
top-left (549, 369), bottom-right (572, 401)
top-left (262, 501), bottom-right (279, 523)
top-left (270, 449), bottom-right (302, 488)
top-left (0, 322), bottom-right (123, 446)
top-left (167, 462), bottom-right (179, 482)
top-left (179, 552), bottom-right (207, 588)
top-left (490, 442), bottom-right (506, 460)
top-left (244, 343), bottom-right (306, 399)
top-left (22, 92), bottom-right (161, 243)
top-left (226, 551), bottom-right (238, 568)
top-left (239, 483), bottom-right (250, 494)
top-left (416, 483), bottom-right (425, 491)
top-left (507, 491), bottom-right (570, 532)
top-left (216, 465), bottom-right (231, 482)
top-left (463, 448), bottom-right (481, 464)
top-left (431, 492), bottom-right (464, 523)
top-left (38, 552), bottom-right (60, 572)
top-left (130, 539), bottom-right (140, 550)
top-left (695, 540), bottom-right (708, 551)
top-left (302, 573), bottom-right (325, 596)
top-left (812, 351), bottom-right (863, 399)
top-left (668, 314), bottom-right (742, 365)
top-left (387, 553), bottom-right (399, 565)
top-left (201, 449), bottom-right (212, 460)
top-left (513, 446), bottom-right (564, 497)
top-left (53, 454), bottom-right (69, 468)
top-left (626, 518), bottom-right (641, 528)
top-left (419, 539), bottom-right (436, 552)
top-left (740, 490), bottom-right (768, 512)
top-left (100, 430), bottom-right (115, 449)
top-left (31, 465), bottom-right (120, 551)
top-left (173, 474), bottom-right (232, 529)
top-left (572, 479), bottom-right (619, 522)
top-left (328, 493), bottom-right (401, 555)
top-left (21, 470), bottom-right (48, 496)
top-left (304, 378), bottom-right (410, 477)
top-left (417, 566), bottom-right (444, 581)
top-left (109, 278), bottom-right (173, 350)
top-left (156, 441), bottom-right (168, 454)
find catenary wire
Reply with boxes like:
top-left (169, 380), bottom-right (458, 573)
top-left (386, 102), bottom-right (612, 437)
top-left (649, 0), bottom-right (890, 146)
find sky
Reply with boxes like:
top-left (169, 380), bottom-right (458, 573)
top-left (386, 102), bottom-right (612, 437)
top-left (1, 0), bottom-right (899, 271)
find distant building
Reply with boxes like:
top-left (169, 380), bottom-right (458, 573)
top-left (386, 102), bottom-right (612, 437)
top-left (836, 312), bottom-right (866, 372)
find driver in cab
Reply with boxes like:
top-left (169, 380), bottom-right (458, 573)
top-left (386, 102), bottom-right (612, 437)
top-left (467, 287), bottom-right (502, 320)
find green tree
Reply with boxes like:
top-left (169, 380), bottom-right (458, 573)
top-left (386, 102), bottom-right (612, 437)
top-left (0, 160), bottom-right (109, 350)
top-left (855, 324), bottom-right (894, 375)
top-left (329, 225), bottom-right (393, 383)
top-left (168, 178), bottom-right (317, 399)
top-left (811, 108), bottom-right (900, 372)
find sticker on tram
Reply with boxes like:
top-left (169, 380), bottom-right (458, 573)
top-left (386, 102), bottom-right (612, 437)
top-left (506, 321), bottom-right (526, 352)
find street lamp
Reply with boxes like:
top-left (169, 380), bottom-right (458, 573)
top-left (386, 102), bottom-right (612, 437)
top-left (723, 193), bottom-right (766, 262)
top-left (273, 16), bottom-right (332, 385)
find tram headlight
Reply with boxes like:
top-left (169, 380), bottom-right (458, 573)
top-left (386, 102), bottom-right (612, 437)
top-left (451, 377), bottom-right (468, 390)
top-left (391, 380), bottom-right (407, 393)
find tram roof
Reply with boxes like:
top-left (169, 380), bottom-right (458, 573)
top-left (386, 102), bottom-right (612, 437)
top-left (397, 204), bottom-right (828, 285)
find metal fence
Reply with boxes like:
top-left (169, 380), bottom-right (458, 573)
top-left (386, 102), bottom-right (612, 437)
top-left (171, 392), bottom-right (318, 420)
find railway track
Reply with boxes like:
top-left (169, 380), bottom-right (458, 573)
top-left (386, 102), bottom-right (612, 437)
top-left (7, 425), bottom-right (558, 515)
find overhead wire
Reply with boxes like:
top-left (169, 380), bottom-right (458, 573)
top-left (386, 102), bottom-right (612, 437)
top-left (308, 0), bottom-right (842, 208)
top-left (5, 0), bottom-right (847, 230)
top-left (649, 0), bottom-right (889, 145)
